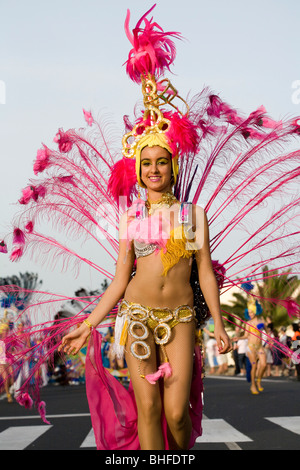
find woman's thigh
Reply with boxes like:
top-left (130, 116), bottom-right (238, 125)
top-left (162, 322), bottom-right (196, 412)
top-left (258, 349), bottom-right (267, 367)
top-left (125, 327), bottom-right (161, 413)
top-left (247, 345), bottom-right (259, 365)
top-left (0, 364), bottom-right (8, 378)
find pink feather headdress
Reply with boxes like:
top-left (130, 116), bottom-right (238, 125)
top-left (108, 4), bottom-right (201, 206)
top-left (124, 4), bottom-right (182, 83)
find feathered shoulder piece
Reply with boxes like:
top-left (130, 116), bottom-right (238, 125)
top-left (124, 4), bottom-right (182, 83)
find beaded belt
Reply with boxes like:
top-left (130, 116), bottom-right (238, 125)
top-left (117, 300), bottom-right (196, 361)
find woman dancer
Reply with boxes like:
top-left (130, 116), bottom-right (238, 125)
top-left (1, 3), bottom-right (300, 450)
top-left (0, 321), bottom-right (13, 403)
top-left (60, 141), bottom-right (231, 449)
top-left (236, 298), bottom-right (266, 394)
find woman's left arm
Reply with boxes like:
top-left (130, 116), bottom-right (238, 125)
top-left (193, 206), bottom-right (232, 354)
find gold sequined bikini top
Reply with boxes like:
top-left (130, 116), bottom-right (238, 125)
top-left (132, 200), bottom-right (197, 275)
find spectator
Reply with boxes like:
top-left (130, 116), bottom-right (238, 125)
top-left (232, 327), bottom-right (241, 376)
top-left (270, 328), bottom-right (282, 377)
top-left (237, 335), bottom-right (248, 376)
top-left (204, 327), bottom-right (218, 375)
top-left (216, 349), bottom-right (229, 375)
top-left (279, 327), bottom-right (291, 376)
top-left (291, 323), bottom-right (300, 381)
top-left (263, 325), bottom-right (275, 377)
top-left (101, 330), bottom-right (111, 369)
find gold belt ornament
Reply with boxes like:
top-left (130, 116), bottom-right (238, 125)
top-left (118, 300), bottom-right (196, 361)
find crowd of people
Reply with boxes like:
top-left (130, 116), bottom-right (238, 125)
top-left (0, 307), bottom-right (130, 403)
top-left (203, 319), bottom-right (300, 382)
top-left (0, 309), bottom-right (51, 403)
top-left (1, 304), bottom-right (299, 406)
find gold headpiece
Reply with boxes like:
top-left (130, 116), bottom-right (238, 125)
top-left (122, 75), bottom-right (189, 158)
top-left (108, 8), bottom-right (199, 202)
top-left (122, 74), bottom-right (189, 187)
top-left (247, 297), bottom-right (256, 315)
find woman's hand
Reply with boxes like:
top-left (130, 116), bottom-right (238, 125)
top-left (214, 323), bottom-right (232, 354)
top-left (58, 323), bottom-right (90, 355)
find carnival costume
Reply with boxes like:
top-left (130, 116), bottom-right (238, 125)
top-left (1, 5), bottom-right (300, 450)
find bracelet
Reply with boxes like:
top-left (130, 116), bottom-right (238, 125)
top-left (83, 319), bottom-right (94, 330)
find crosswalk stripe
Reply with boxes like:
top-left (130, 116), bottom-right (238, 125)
top-left (0, 425), bottom-right (52, 450)
top-left (265, 417), bottom-right (300, 435)
top-left (0, 413), bottom-right (91, 420)
top-left (80, 428), bottom-right (96, 448)
top-left (196, 419), bottom-right (252, 443)
top-left (224, 442), bottom-right (243, 450)
top-left (80, 424), bottom-right (249, 449)
top-left (0, 416), bottom-right (299, 449)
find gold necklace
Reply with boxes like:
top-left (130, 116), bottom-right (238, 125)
top-left (145, 191), bottom-right (178, 215)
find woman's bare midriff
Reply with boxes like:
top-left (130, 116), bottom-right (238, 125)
top-left (124, 253), bottom-right (194, 309)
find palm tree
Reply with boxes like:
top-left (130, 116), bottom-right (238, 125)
top-left (221, 266), bottom-right (300, 328)
top-left (256, 266), bottom-right (300, 327)
top-left (221, 291), bottom-right (248, 329)
top-left (0, 272), bottom-right (42, 310)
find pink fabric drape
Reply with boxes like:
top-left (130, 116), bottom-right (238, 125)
top-left (85, 330), bottom-right (203, 450)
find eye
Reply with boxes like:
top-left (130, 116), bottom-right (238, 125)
top-left (141, 160), bottom-right (151, 166)
top-left (157, 159), bottom-right (169, 165)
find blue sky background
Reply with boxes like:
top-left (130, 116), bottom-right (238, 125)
top-left (1, 0), bottom-right (299, 297)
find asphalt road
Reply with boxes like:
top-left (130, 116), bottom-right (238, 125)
top-left (0, 375), bottom-right (299, 452)
top-left (195, 375), bottom-right (300, 450)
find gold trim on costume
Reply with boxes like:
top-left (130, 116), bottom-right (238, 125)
top-left (117, 300), bottom-right (196, 361)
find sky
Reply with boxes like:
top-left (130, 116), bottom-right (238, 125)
top-left (0, 0), bottom-right (300, 299)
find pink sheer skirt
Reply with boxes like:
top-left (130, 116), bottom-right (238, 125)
top-left (85, 329), bottom-right (203, 450)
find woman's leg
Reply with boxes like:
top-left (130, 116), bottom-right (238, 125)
top-left (256, 349), bottom-right (266, 390)
top-left (247, 347), bottom-right (259, 394)
top-left (0, 365), bottom-right (12, 402)
top-left (125, 330), bottom-right (164, 450)
top-left (162, 321), bottom-right (195, 450)
top-left (206, 351), bottom-right (215, 374)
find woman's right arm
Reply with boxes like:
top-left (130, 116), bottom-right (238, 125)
top-left (59, 212), bottom-right (135, 354)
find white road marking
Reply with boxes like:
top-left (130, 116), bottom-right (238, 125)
top-left (80, 428), bottom-right (96, 448)
top-left (1, 414), bottom-right (299, 450)
top-left (196, 419), bottom-right (252, 443)
top-left (265, 416), bottom-right (300, 435)
top-left (0, 425), bottom-right (52, 450)
top-left (0, 413), bottom-right (90, 420)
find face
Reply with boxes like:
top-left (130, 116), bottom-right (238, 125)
top-left (248, 309), bottom-right (256, 320)
top-left (140, 146), bottom-right (172, 193)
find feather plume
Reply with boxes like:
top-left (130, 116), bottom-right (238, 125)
top-left (108, 157), bottom-right (138, 207)
top-left (13, 228), bottom-right (25, 245)
top-left (0, 240), bottom-right (8, 253)
top-left (165, 111), bottom-right (200, 157)
top-left (124, 5), bottom-right (182, 83)
top-left (277, 297), bottom-right (300, 319)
